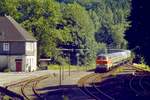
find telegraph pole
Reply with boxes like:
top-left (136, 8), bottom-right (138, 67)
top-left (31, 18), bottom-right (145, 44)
top-left (59, 63), bottom-right (62, 86)
top-left (56, 48), bottom-right (89, 86)
top-left (69, 53), bottom-right (70, 76)
top-left (62, 63), bottom-right (64, 80)
top-left (76, 53), bottom-right (79, 71)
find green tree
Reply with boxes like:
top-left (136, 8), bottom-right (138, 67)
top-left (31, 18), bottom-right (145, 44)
top-left (71, 0), bottom-right (131, 49)
top-left (0, 0), bottom-right (72, 63)
top-left (62, 3), bottom-right (99, 64)
top-left (18, 0), bottom-right (72, 59)
top-left (0, 0), bottom-right (131, 65)
top-left (0, 0), bottom-right (19, 16)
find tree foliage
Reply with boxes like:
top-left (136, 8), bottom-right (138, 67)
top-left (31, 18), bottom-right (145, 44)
top-left (61, 3), bottom-right (105, 65)
top-left (78, 0), bottom-right (131, 49)
top-left (0, 0), bottom-right (131, 65)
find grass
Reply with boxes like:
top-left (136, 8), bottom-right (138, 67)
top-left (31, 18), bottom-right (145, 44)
top-left (112, 67), bottom-right (124, 76)
top-left (133, 63), bottom-right (150, 72)
top-left (1, 95), bottom-right (12, 100)
top-left (48, 64), bottom-right (96, 71)
top-left (115, 67), bottom-right (124, 73)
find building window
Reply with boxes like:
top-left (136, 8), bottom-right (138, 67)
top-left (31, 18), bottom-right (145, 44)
top-left (26, 42), bottom-right (34, 51)
top-left (3, 43), bottom-right (9, 51)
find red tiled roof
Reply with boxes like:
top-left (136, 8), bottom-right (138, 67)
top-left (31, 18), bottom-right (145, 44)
top-left (0, 16), bottom-right (36, 42)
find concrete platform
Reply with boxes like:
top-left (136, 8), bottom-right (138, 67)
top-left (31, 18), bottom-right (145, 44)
top-left (0, 70), bottom-right (93, 87)
top-left (0, 70), bottom-right (59, 86)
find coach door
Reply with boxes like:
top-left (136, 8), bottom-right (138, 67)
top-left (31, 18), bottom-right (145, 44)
top-left (16, 59), bottom-right (22, 72)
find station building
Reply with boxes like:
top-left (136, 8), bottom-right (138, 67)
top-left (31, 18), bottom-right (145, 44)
top-left (0, 15), bottom-right (37, 72)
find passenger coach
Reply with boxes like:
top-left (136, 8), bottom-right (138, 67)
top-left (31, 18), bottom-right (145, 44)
top-left (95, 50), bottom-right (131, 73)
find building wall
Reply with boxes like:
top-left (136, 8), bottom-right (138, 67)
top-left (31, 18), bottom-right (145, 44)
top-left (9, 55), bottom-right (25, 71)
top-left (25, 42), bottom-right (37, 71)
top-left (25, 56), bottom-right (37, 71)
top-left (0, 42), bottom-right (25, 55)
top-left (0, 56), bottom-right (8, 70)
top-left (0, 41), bottom-right (37, 72)
top-left (3, 55), bottom-right (37, 72)
top-left (25, 42), bottom-right (36, 56)
top-left (10, 42), bottom-right (25, 55)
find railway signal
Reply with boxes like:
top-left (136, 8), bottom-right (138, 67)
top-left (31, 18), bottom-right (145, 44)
top-left (55, 48), bottom-right (90, 86)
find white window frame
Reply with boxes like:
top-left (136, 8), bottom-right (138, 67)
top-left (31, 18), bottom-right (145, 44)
top-left (3, 43), bottom-right (10, 51)
top-left (26, 42), bottom-right (34, 51)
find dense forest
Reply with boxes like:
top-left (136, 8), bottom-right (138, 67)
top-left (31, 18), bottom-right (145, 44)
top-left (0, 0), bottom-right (131, 65)
top-left (126, 0), bottom-right (150, 65)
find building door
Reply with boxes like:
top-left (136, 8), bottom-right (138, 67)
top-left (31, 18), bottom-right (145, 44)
top-left (16, 59), bottom-right (22, 72)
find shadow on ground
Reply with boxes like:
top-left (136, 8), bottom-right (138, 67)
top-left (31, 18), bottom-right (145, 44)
top-left (0, 86), bottom-right (24, 100)
top-left (34, 74), bottom-right (150, 100)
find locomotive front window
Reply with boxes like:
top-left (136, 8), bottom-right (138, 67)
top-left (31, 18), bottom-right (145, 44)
top-left (97, 56), bottom-right (107, 60)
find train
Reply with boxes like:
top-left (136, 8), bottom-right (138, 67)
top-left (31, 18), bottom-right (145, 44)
top-left (95, 49), bottom-right (131, 73)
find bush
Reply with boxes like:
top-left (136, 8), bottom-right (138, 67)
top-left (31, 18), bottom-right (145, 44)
top-left (133, 63), bottom-right (150, 72)
top-left (2, 95), bottom-right (12, 100)
top-left (3, 67), bottom-right (11, 72)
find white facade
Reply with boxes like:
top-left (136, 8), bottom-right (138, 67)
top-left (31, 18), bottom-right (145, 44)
top-left (0, 56), bottom-right (8, 70)
top-left (0, 16), bottom-right (37, 72)
top-left (25, 42), bottom-right (37, 72)
top-left (0, 42), bottom-right (37, 72)
top-left (9, 55), bottom-right (25, 71)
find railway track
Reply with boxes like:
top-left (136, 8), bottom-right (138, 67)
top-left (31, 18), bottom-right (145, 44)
top-left (6, 74), bottom-right (51, 100)
top-left (140, 76), bottom-right (150, 93)
top-left (129, 75), bottom-right (143, 96)
top-left (79, 74), bottom-right (101, 100)
top-left (78, 73), bottom-right (116, 100)
top-left (78, 63), bottom-right (150, 100)
top-left (129, 75), bottom-right (150, 96)
top-left (3, 64), bottom-right (149, 100)
top-left (140, 76), bottom-right (150, 95)
top-left (124, 63), bottom-right (149, 73)
top-left (78, 66), bottom-right (119, 100)
top-left (21, 74), bottom-right (50, 100)
top-left (92, 75), bottom-right (115, 100)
